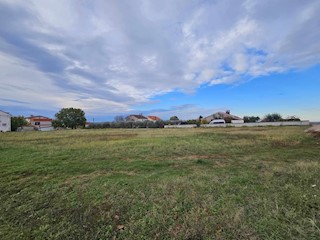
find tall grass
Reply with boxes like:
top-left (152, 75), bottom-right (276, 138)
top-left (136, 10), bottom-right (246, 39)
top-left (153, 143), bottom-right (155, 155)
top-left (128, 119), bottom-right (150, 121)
top-left (0, 127), bottom-right (319, 239)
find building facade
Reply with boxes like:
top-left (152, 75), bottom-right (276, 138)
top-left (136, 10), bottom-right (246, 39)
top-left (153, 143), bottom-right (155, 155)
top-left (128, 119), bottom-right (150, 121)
top-left (126, 115), bottom-right (148, 122)
top-left (25, 115), bottom-right (53, 130)
top-left (204, 111), bottom-right (243, 123)
top-left (0, 110), bottom-right (11, 132)
top-left (147, 116), bottom-right (161, 122)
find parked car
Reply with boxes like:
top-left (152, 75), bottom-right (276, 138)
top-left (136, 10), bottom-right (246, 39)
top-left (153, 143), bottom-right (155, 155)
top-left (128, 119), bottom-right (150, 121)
top-left (209, 119), bottom-right (226, 124)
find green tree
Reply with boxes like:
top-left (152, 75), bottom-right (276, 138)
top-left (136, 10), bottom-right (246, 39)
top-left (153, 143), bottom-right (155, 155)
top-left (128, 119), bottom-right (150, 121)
top-left (54, 108), bottom-right (86, 129)
top-left (285, 116), bottom-right (300, 121)
top-left (263, 113), bottom-right (282, 122)
top-left (201, 119), bottom-right (208, 124)
top-left (11, 116), bottom-right (28, 131)
top-left (186, 119), bottom-right (197, 124)
top-left (243, 116), bottom-right (260, 123)
top-left (169, 116), bottom-right (179, 121)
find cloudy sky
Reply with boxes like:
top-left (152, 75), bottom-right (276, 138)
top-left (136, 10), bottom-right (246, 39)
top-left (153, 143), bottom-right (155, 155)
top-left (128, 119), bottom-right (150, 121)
top-left (0, 0), bottom-right (320, 121)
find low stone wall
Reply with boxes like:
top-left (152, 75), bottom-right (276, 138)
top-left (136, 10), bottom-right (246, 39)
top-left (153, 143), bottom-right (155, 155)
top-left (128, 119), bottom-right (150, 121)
top-left (201, 121), bottom-right (310, 128)
top-left (39, 127), bottom-right (55, 131)
top-left (164, 124), bottom-right (197, 128)
top-left (201, 124), bottom-right (226, 128)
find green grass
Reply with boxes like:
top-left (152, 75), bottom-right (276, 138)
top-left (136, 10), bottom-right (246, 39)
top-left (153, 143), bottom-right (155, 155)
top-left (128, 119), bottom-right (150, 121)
top-left (0, 127), bottom-right (319, 239)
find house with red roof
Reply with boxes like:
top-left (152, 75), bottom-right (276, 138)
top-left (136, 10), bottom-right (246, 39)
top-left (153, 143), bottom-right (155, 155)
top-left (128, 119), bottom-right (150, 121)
top-left (25, 115), bottom-right (53, 130)
top-left (147, 116), bottom-right (161, 122)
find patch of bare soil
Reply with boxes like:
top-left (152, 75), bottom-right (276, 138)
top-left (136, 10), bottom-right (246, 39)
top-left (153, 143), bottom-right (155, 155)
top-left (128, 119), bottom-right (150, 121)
top-left (305, 125), bottom-right (320, 137)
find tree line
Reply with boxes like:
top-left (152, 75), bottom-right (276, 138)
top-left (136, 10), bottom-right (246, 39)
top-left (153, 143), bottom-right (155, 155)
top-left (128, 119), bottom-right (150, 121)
top-left (10, 108), bottom-right (86, 131)
top-left (10, 109), bottom-right (301, 131)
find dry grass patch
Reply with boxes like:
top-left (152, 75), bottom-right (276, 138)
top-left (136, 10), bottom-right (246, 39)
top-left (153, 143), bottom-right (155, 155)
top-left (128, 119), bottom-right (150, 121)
top-left (295, 161), bottom-right (319, 169)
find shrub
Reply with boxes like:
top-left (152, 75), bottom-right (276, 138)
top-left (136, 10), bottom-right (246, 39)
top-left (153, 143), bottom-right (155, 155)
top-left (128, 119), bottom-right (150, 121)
top-left (243, 116), bottom-right (260, 123)
top-left (285, 116), bottom-right (300, 121)
top-left (262, 113), bottom-right (282, 122)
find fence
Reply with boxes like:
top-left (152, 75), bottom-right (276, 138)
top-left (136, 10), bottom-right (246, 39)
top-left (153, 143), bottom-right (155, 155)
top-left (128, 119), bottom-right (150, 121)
top-left (164, 124), bottom-right (197, 128)
top-left (200, 121), bottom-right (310, 128)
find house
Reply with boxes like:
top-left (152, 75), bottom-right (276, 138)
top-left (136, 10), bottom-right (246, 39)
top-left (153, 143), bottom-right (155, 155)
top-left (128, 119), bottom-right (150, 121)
top-left (0, 110), bottom-right (11, 132)
top-left (25, 115), bottom-right (53, 130)
top-left (204, 111), bottom-right (244, 124)
top-left (147, 116), bottom-right (161, 122)
top-left (126, 114), bottom-right (148, 122)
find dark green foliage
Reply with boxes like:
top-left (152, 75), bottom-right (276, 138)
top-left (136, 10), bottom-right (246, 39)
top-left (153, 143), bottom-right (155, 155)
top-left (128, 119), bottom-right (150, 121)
top-left (53, 108), bottom-right (86, 129)
top-left (11, 116), bottom-right (28, 131)
top-left (243, 116), bottom-right (260, 123)
top-left (169, 116), bottom-right (179, 121)
top-left (262, 113), bottom-right (282, 122)
top-left (86, 120), bottom-right (165, 129)
top-left (201, 119), bottom-right (208, 124)
top-left (285, 116), bottom-right (301, 121)
top-left (186, 119), bottom-right (197, 124)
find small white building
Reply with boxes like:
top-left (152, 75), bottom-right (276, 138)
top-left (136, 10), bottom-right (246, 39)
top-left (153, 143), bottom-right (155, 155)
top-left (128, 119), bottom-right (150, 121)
top-left (0, 110), bottom-right (11, 132)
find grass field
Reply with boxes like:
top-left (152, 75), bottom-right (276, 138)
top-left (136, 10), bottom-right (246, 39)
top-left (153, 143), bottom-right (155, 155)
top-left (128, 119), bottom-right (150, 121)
top-left (0, 126), bottom-right (319, 239)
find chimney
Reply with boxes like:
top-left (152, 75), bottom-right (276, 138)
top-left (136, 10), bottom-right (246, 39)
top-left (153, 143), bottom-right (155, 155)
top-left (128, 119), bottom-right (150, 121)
top-left (226, 110), bottom-right (230, 114)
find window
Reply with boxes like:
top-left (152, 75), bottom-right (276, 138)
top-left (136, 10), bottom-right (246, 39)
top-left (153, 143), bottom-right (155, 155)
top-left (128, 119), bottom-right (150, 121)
top-left (35, 122), bottom-right (40, 125)
top-left (2, 123), bottom-right (7, 126)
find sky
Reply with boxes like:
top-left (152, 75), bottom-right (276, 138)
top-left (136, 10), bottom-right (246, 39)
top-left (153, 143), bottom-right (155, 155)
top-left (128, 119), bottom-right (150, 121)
top-left (0, 0), bottom-right (320, 121)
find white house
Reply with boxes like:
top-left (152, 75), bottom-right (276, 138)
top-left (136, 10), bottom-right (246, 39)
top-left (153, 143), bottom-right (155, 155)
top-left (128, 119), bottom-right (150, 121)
top-left (25, 115), bottom-right (53, 130)
top-left (204, 111), bottom-right (244, 124)
top-left (0, 110), bottom-right (11, 132)
top-left (126, 114), bottom-right (148, 122)
top-left (147, 116), bottom-right (161, 122)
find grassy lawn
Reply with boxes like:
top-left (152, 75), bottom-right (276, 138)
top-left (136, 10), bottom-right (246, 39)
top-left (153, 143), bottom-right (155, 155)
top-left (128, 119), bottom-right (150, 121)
top-left (0, 126), bottom-right (319, 239)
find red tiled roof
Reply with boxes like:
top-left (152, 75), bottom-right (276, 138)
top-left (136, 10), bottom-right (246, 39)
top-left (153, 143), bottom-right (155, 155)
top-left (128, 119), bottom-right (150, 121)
top-left (148, 116), bottom-right (161, 121)
top-left (27, 116), bottom-right (52, 121)
top-left (30, 118), bottom-right (52, 122)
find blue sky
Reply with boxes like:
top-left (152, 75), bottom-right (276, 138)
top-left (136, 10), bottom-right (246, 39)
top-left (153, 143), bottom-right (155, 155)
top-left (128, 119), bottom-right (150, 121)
top-left (0, 0), bottom-right (320, 121)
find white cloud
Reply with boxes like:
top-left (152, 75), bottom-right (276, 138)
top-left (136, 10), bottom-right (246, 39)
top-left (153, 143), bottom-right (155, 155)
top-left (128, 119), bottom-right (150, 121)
top-left (0, 0), bottom-right (320, 115)
top-left (0, 52), bottom-right (130, 114)
top-left (232, 53), bottom-right (248, 73)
